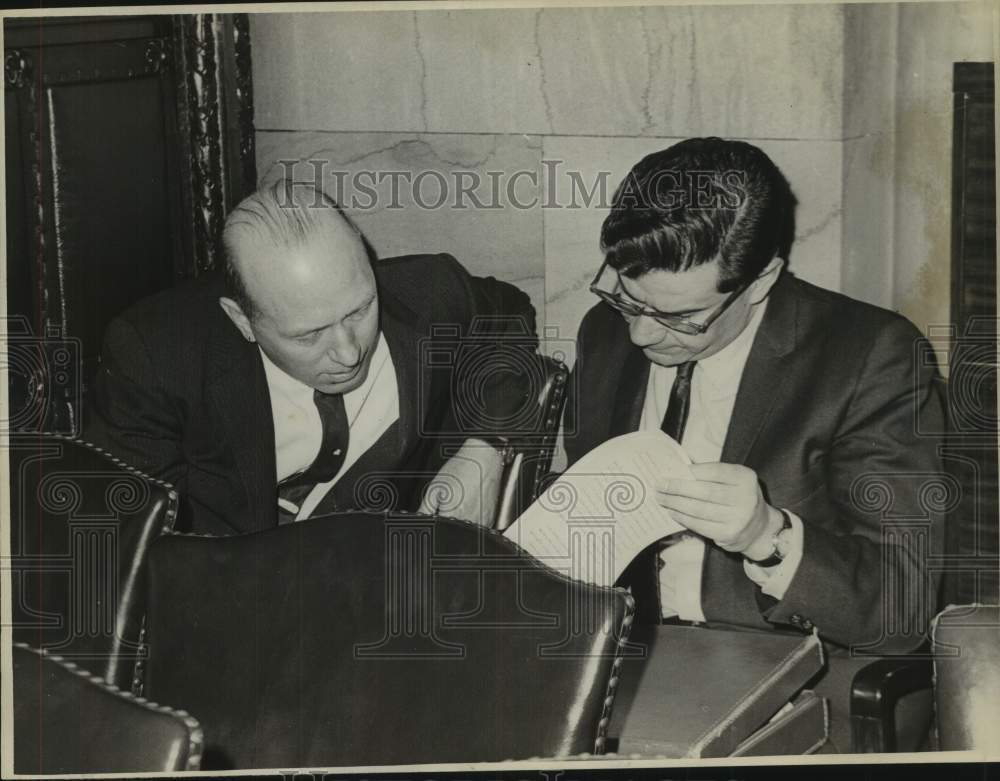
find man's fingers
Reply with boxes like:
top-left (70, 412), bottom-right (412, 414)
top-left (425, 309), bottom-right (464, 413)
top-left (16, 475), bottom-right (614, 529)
top-left (656, 492), bottom-right (733, 523)
top-left (688, 461), bottom-right (746, 485)
top-left (663, 509), bottom-right (724, 539)
top-left (659, 478), bottom-right (733, 505)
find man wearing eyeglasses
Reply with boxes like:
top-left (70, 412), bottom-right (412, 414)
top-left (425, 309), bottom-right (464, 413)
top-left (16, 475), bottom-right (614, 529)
top-left (565, 138), bottom-right (944, 673)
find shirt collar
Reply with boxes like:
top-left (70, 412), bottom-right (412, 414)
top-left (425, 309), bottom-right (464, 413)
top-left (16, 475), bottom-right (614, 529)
top-left (259, 344), bottom-right (313, 402)
top-left (697, 298), bottom-right (769, 398)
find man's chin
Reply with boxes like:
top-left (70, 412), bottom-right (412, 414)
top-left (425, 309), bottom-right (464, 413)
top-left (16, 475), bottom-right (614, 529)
top-left (316, 363), bottom-right (370, 395)
top-left (644, 347), bottom-right (694, 367)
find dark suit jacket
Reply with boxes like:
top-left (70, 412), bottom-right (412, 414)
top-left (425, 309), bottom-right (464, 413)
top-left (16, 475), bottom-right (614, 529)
top-left (564, 272), bottom-right (945, 653)
top-left (84, 254), bottom-right (537, 536)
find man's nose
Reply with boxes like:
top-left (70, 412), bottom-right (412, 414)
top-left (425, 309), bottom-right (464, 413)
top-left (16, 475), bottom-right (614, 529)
top-left (325, 327), bottom-right (361, 368)
top-left (628, 314), bottom-right (666, 348)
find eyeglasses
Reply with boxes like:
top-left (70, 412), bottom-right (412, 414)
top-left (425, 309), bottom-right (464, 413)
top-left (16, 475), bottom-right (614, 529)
top-left (588, 258), bottom-right (753, 335)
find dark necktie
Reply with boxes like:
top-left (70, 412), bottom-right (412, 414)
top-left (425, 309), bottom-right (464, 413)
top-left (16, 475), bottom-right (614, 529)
top-left (277, 390), bottom-right (349, 524)
top-left (616, 361), bottom-right (697, 624)
top-left (661, 361), bottom-right (696, 441)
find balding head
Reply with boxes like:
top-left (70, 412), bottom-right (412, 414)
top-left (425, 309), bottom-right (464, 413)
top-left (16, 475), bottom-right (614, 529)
top-left (222, 180), bottom-right (370, 320)
top-left (219, 181), bottom-right (381, 394)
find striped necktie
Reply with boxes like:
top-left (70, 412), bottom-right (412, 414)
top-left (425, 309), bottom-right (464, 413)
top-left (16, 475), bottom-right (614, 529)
top-left (616, 361), bottom-right (697, 623)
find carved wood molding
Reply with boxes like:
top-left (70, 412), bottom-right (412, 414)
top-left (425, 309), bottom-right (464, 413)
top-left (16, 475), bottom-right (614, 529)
top-left (171, 13), bottom-right (256, 275)
top-left (233, 14), bottom-right (257, 196)
top-left (5, 48), bottom-right (32, 88)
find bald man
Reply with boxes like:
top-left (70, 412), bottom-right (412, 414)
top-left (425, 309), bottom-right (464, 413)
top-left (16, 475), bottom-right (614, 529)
top-left (84, 180), bottom-right (537, 535)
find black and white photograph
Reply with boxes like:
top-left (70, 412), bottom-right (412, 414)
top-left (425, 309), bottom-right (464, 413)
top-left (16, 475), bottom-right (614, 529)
top-left (1, 1), bottom-right (997, 776)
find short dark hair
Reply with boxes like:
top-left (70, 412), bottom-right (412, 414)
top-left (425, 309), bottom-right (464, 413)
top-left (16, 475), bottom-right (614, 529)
top-left (600, 137), bottom-right (797, 292)
top-left (221, 179), bottom-right (369, 320)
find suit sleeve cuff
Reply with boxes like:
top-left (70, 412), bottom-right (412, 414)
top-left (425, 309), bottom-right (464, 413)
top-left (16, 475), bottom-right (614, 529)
top-left (743, 509), bottom-right (804, 600)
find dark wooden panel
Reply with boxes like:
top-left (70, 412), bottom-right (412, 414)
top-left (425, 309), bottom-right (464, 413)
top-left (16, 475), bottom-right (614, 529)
top-left (954, 60), bottom-right (994, 93)
top-left (4, 14), bottom-right (256, 433)
top-left (4, 16), bottom-right (166, 48)
top-left (4, 89), bottom-right (32, 323)
top-left (22, 38), bottom-right (168, 86)
top-left (43, 76), bottom-right (177, 378)
top-left (947, 61), bottom-right (998, 606)
top-left (952, 70), bottom-right (996, 326)
top-left (4, 28), bottom-right (183, 433)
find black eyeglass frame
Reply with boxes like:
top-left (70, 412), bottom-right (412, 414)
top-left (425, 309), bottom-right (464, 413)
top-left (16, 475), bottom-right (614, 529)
top-left (588, 258), bottom-right (755, 335)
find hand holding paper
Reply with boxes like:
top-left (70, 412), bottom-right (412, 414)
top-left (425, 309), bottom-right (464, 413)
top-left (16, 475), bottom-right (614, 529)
top-left (503, 431), bottom-right (694, 587)
top-left (656, 462), bottom-right (783, 561)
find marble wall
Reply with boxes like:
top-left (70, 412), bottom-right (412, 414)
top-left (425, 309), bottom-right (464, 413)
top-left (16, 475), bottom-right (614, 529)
top-left (892, 1), bottom-right (995, 346)
top-left (250, 4), bottom-right (849, 357)
top-left (255, 131), bottom-right (546, 320)
top-left (252, 5), bottom-right (845, 140)
top-left (251, 2), bottom-right (995, 371)
top-left (841, 3), bottom-right (898, 311)
top-left (840, 1), bottom-right (995, 371)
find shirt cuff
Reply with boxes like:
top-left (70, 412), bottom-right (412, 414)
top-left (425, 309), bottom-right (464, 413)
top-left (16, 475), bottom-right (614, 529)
top-left (659, 534), bottom-right (707, 623)
top-left (743, 510), bottom-right (804, 600)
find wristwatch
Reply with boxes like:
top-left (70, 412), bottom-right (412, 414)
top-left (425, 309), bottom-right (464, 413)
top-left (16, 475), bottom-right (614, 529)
top-left (745, 509), bottom-right (793, 568)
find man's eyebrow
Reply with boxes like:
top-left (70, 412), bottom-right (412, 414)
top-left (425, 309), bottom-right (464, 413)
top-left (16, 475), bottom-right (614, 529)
top-left (345, 293), bottom-right (377, 317)
top-left (287, 294), bottom-right (376, 336)
top-left (287, 322), bottom-right (331, 338)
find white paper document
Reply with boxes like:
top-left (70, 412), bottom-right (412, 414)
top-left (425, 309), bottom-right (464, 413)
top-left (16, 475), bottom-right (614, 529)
top-left (503, 431), bottom-right (694, 587)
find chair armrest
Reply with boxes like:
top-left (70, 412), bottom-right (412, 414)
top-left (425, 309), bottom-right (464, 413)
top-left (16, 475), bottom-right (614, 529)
top-left (491, 356), bottom-right (568, 530)
top-left (850, 657), bottom-right (933, 752)
top-left (14, 643), bottom-right (203, 772)
top-left (493, 448), bottom-right (523, 531)
top-left (534, 469), bottom-right (560, 498)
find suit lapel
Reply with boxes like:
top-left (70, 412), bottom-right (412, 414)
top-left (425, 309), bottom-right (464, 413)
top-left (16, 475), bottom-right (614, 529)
top-left (610, 340), bottom-right (651, 437)
top-left (378, 277), bottom-right (424, 459)
top-left (720, 274), bottom-right (799, 466)
top-left (206, 321), bottom-right (277, 532)
top-left (702, 276), bottom-right (801, 628)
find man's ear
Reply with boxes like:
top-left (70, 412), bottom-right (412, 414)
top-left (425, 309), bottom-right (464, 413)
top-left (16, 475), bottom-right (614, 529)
top-left (219, 297), bottom-right (255, 343)
top-left (748, 256), bottom-right (785, 304)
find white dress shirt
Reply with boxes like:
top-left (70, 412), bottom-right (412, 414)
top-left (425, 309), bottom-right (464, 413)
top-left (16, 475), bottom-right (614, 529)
top-left (637, 300), bottom-right (804, 621)
top-left (259, 333), bottom-right (400, 521)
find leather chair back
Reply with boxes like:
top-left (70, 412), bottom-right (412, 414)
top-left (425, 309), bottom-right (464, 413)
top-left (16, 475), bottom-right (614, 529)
top-left (143, 512), bottom-right (633, 769)
top-left (8, 433), bottom-right (178, 690)
top-left (13, 643), bottom-right (202, 773)
top-left (494, 354), bottom-right (568, 530)
top-left (932, 604), bottom-right (1000, 751)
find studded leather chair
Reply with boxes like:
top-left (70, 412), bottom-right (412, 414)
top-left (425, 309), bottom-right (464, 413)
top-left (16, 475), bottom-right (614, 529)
top-left (141, 512), bottom-right (634, 769)
top-left (494, 354), bottom-right (568, 530)
top-left (8, 433), bottom-right (178, 691)
top-left (13, 643), bottom-right (202, 773)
